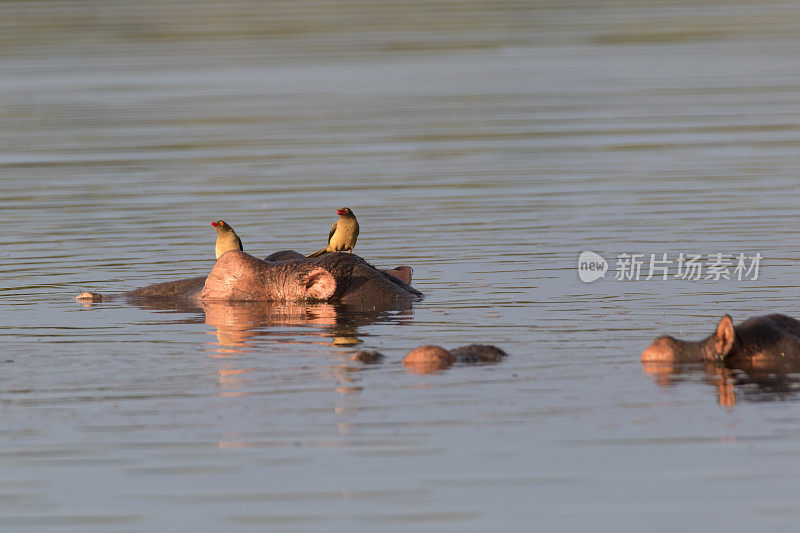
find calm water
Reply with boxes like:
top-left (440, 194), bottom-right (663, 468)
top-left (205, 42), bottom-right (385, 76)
top-left (3, 0), bottom-right (800, 530)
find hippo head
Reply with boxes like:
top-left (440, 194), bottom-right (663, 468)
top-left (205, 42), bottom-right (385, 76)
top-left (641, 315), bottom-right (736, 363)
top-left (199, 251), bottom-right (336, 301)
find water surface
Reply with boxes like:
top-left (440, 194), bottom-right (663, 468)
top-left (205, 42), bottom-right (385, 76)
top-left (3, 0), bottom-right (800, 530)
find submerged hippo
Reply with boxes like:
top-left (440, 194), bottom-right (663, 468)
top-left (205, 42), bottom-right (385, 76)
top-left (350, 344), bottom-right (507, 373)
top-left (77, 251), bottom-right (421, 304)
top-left (402, 344), bottom-right (507, 374)
top-left (641, 314), bottom-right (800, 405)
top-left (641, 314), bottom-right (800, 364)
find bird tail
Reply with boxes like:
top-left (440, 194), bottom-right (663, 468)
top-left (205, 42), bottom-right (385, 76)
top-left (307, 248), bottom-right (328, 258)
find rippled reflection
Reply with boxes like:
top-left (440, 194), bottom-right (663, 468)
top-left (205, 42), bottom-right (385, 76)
top-left (642, 357), bottom-right (800, 406)
top-left (128, 296), bottom-right (413, 354)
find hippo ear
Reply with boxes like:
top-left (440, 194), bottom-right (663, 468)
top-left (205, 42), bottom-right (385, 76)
top-left (712, 315), bottom-right (735, 358)
top-left (302, 267), bottom-right (336, 300)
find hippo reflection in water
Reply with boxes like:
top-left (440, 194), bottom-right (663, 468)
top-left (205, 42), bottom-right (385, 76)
top-left (77, 251), bottom-right (420, 304)
top-left (641, 314), bottom-right (800, 405)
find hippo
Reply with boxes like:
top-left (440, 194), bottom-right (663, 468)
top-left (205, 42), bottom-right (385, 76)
top-left (349, 344), bottom-right (507, 373)
top-left (641, 314), bottom-right (800, 405)
top-left (641, 314), bottom-right (800, 365)
top-left (350, 350), bottom-right (385, 364)
top-left (77, 250), bottom-right (421, 305)
top-left (402, 344), bottom-right (507, 374)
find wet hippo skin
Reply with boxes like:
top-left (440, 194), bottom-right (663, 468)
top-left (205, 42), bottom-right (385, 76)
top-left (641, 314), bottom-right (800, 406)
top-left (641, 314), bottom-right (800, 364)
top-left (402, 344), bottom-right (507, 374)
top-left (78, 250), bottom-right (421, 304)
